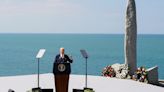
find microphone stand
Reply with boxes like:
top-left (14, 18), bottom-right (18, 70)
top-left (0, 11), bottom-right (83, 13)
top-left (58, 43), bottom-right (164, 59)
top-left (85, 57), bottom-right (88, 88)
top-left (37, 58), bottom-right (40, 88)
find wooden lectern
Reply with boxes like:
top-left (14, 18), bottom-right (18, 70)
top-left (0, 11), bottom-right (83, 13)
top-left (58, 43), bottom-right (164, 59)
top-left (53, 63), bottom-right (71, 92)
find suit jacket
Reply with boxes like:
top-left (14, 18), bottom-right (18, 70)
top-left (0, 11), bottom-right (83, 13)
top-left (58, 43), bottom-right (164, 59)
top-left (55, 54), bottom-right (73, 63)
top-left (53, 54), bottom-right (73, 74)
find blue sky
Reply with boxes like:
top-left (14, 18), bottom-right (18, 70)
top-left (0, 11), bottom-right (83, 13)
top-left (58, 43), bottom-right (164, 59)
top-left (0, 0), bottom-right (163, 34)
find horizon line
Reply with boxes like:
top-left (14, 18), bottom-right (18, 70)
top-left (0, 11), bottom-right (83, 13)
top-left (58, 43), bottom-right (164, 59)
top-left (0, 33), bottom-right (164, 35)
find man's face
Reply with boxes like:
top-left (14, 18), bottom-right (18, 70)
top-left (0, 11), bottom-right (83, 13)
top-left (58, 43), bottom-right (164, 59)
top-left (60, 48), bottom-right (65, 55)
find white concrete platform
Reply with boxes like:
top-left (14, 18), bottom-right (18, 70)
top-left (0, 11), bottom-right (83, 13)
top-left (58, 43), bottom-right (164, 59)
top-left (0, 73), bottom-right (164, 92)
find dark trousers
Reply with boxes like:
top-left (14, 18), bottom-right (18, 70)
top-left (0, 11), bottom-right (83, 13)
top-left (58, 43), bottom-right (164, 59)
top-left (54, 74), bottom-right (69, 92)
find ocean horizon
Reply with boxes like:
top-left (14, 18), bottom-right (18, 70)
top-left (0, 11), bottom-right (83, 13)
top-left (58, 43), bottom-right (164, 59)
top-left (0, 34), bottom-right (164, 79)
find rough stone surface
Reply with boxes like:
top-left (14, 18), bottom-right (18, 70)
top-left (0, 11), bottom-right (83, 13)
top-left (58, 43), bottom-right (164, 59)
top-left (124, 0), bottom-right (137, 75)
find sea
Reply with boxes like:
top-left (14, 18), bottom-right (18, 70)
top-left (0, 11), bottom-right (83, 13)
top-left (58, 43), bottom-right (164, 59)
top-left (0, 34), bottom-right (164, 79)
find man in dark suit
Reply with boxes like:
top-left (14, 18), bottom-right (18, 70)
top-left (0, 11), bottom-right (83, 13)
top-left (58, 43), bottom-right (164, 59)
top-left (53, 47), bottom-right (73, 92)
top-left (55, 48), bottom-right (73, 63)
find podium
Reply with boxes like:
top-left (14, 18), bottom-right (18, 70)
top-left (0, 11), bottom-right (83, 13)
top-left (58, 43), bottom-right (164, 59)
top-left (53, 63), bottom-right (71, 92)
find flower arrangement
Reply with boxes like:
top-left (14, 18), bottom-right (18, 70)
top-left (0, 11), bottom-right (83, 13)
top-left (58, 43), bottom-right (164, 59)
top-left (102, 65), bottom-right (116, 77)
top-left (132, 66), bottom-right (148, 83)
top-left (102, 65), bottom-right (148, 83)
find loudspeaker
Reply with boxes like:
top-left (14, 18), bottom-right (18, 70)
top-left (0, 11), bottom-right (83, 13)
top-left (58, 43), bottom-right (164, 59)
top-left (73, 89), bottom-right (84, 92)
top-left (84, 88), bottom-right (94, 92)
top-left (42, 89), bottom-right (53, 92)
top-left (8, 89), bottom-right (15, 92)
top-left (31, 88), bottom-right (53, 92)
top-left (32, 87), bottom-right (42, 92)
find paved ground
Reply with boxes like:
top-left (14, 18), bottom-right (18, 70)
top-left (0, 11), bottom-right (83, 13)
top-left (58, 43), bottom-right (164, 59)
top-left (0, 73), bottom-right (164, 92)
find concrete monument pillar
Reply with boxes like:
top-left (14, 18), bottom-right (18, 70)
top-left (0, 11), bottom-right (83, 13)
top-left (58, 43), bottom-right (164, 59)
top-left (124, 0), bottom-right (137, 75)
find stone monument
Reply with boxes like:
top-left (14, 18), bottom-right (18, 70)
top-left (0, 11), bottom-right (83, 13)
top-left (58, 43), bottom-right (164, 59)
top-left (124, 0), bottom-right (137, 75)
